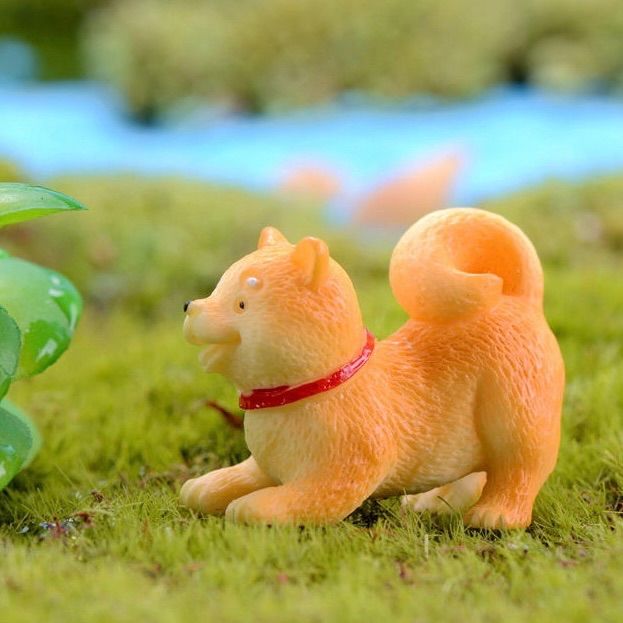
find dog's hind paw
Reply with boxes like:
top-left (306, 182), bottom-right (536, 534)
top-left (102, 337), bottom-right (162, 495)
top-left (463, 504), bottom-right (531, 530)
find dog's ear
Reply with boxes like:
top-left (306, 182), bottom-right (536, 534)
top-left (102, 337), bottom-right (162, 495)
top-left (291, 237), bottom-right (329, 291)
top-left (258, 226), bottom-right (289, 249)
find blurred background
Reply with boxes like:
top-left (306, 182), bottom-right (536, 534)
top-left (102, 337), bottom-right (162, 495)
top-left (1, 0), bottom-right (623, 317)
top-left (2, 7), bottom-right (623, 616)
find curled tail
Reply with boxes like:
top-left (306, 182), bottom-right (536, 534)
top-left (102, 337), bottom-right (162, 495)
top-left (389, 208), bottom-right (544, 323)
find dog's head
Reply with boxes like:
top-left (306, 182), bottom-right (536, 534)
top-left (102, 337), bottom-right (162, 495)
top-left (183, 227), bottom-right (364, 392)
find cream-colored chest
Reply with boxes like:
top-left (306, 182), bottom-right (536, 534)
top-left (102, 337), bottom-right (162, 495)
top-left (244, 403), bottom-right (335, 483)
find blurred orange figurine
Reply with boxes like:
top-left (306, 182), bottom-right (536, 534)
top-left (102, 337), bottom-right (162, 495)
top-left (181, 208), bottom-right (564, 529)
top-left (353, 149), bottom-right (464, 227)
top-left (278, 162), bottom-right (342, 203)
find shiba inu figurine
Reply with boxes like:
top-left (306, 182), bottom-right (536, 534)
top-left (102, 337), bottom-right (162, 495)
top-left (181, 208), bottom-right (564, 529)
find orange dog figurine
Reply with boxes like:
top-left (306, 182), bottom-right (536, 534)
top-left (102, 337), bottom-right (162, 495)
top-left (181, 208), bottom-right (564, 529)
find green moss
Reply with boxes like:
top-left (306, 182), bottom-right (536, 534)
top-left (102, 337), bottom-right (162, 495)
top-left (484, 175), bottom-right (623, 268)
top-left (1, 172), bottom-right (622, 620)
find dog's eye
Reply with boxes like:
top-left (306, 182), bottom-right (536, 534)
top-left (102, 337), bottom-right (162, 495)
top-left (238, 300), bottom-right (245, 311)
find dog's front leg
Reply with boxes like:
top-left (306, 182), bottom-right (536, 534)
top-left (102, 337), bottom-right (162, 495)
top-left (224, 462), bottom-right (387, 525)
top-left (180, 456), bottom-right (276, 515)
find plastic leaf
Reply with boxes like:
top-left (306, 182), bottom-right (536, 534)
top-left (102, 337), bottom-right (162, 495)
top-left (0, 183), bottom-right (86, 229)
top-left (0, 255), bottom-right (83, 378)
top-left (0, 306), bottom-right (20, 400)
top-left (0, 399), bottom-right (41, 490)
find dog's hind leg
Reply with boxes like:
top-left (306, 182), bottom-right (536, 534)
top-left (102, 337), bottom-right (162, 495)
top-left (180, 456), bottom-right (276, 515)
top-left (463, 364), bottom-right (562, 530)
top-left (464, 458), bottom-right (550, 530)
top-left (401, 472), bottom-right (487, 515)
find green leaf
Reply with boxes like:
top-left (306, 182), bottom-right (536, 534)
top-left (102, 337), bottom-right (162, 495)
top-left (0, 183), bottom-right (86, 228)
top-left (0, 306), bottom-right (21, 400)
top-left (0, 257), bottom-right (83, 378)
top-left (0, 399), bottom-right (40, 490)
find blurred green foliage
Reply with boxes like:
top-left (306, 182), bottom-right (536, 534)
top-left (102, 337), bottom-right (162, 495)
top-left (3, 0), bottom-right (623, 108)
top-left (0, 0), bottom-right (105, 79)
top-left (0, 175), bottom-right (379, 317)
top-left (2, 0), bottom-right (623, 106)
top-left (83, 0), bottom-right (623, 120)
top-left (83, 0), bottom-right (518, 119)
top-left (0, 159), bottom-right (25, 183)
top-left (1, 170), bottom-right (622, 322)
top-left (518, 0), bottom-right (623, 91)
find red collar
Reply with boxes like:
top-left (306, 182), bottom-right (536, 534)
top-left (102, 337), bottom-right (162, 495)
top-left (239, 329), bottom-right (375, 410)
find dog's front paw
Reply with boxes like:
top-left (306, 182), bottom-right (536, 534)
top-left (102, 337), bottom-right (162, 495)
top-left (179, 472), bottom-right (237, 515)
top-left (180, 477), bottom-right (200, 508)
top-left (225, 488), bottom-right (288, 525)
top-left (180, 476), bottom-right (227, 515)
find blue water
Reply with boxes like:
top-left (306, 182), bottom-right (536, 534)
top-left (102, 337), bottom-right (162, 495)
top-left (1, 81), bottom-right (623, 208)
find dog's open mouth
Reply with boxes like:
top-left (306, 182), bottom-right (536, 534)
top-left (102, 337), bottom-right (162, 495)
top-left (184, 315), bottom-right (240, 346)
top-left (199, 344), bottom-right (236, 372)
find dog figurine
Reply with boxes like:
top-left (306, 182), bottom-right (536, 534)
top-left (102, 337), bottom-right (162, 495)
top-left (181, 208), bottom-right (564, 529)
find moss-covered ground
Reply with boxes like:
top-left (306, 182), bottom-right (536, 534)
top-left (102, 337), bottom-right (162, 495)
top-left (1, 174), bottom-right (622, 622)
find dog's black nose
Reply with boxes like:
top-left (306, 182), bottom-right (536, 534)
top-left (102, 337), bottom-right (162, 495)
top-left (184, 300), bottom-right (192, 313)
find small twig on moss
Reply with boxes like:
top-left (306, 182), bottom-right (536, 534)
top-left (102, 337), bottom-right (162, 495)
top-left (204, 400), bottom-right (244, 429)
